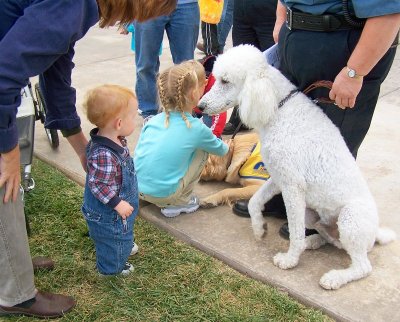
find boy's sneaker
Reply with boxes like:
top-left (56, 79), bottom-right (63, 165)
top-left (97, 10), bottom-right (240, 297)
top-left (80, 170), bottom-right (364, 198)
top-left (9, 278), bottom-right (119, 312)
top-left (120, 262), bottom-right (134, 276)
top-left (130, 242), bottom-right (139, 256)
top-left (161, 196), bottom-right (199, 218)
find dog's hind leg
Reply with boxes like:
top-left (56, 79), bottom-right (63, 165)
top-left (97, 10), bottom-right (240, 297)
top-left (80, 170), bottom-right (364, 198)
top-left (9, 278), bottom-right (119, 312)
top-left (319, 204), bottom-right (374, 289)
top-left (319, 247), bottom-right (372, 290)
top-left (248, 180), bottom-right (280, 240)
top-left (273, 186), bottom-right (306, 269)
top-left (200, 185), bottom-right (260, 208)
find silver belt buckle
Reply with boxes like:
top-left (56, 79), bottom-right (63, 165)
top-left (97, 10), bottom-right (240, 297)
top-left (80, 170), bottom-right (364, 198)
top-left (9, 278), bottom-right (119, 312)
top-left (286, 7), bottom-right (293, 30)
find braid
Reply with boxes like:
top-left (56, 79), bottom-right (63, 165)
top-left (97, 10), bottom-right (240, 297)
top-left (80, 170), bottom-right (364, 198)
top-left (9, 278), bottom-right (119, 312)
top-left (180, 111), bottom-right (191, 128)
top-left (176, 71), bottom-right (194, 128)
top-left (164, 110), bottom-right (170, 128)
top-left (176, 71), bottom-right (189, 111)
top-left (158, 71), bottom-right (169, 110)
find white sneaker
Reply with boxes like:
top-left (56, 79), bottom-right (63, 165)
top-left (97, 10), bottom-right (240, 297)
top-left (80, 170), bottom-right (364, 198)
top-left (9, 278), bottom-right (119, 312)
top-left (161, 196), bottom-right (199, 218)
top-left (130, 242), bottom-right (139, 256)
top-left (120, 262), bottom-right (134, 276)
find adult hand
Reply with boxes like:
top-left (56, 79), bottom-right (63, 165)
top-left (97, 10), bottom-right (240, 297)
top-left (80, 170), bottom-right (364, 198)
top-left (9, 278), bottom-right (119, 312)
top-left (0, 145), bottom-right (21, 203)
top-left (114, 200), bottom-right (134, 220)
top-left (329, 67), bottom-right (363, 109)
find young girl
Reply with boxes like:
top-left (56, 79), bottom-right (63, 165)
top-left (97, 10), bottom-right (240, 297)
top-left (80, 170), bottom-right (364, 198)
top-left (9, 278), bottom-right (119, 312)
top-left (134, 60), bottom-right (229, 217)
top-left (82, 85), bottom-right (139, 276)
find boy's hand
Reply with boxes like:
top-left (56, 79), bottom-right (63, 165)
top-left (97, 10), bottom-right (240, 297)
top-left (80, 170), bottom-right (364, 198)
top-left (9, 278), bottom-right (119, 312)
top-left (114, 200), bottom-right (133, 219)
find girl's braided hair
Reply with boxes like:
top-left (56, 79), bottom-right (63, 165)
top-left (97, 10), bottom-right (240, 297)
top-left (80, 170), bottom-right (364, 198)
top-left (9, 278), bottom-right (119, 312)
top-left (157, 60), bottom-right (206, 128)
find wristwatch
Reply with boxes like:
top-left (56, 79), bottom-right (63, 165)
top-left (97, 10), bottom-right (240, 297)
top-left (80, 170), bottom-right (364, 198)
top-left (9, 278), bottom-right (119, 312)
top-left (346, 66), bottom-right (364, 80)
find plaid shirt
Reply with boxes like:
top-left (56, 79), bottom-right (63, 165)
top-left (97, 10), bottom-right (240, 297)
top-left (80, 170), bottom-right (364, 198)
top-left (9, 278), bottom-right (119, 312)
top-left (87, 129), bottom-right (130, 208)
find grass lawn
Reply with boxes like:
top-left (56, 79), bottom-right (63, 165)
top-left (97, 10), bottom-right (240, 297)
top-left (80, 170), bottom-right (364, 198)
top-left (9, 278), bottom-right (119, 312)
top-left (11, 158), bottom-right (331, 321)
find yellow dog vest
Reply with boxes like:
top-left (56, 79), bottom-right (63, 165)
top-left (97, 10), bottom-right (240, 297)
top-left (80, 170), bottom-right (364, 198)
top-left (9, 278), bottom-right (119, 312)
top-left (238, 142), bottom-right (270, 181)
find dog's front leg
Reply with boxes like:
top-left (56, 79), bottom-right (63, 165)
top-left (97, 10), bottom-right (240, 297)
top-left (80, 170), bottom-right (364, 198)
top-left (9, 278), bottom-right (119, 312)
top-left (248, 180), bottom-right (280, 240)
top-left (273, 187), bottom-right (306, 269)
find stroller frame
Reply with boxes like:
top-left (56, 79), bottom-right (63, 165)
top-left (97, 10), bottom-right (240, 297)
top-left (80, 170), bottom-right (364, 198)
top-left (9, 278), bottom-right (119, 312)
top-left (16, 82), bottom-right (60, 192)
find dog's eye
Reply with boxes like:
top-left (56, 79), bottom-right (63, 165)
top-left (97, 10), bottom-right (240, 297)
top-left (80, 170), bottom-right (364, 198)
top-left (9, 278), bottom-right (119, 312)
top-left (221, 78), bottom-right (229, 84)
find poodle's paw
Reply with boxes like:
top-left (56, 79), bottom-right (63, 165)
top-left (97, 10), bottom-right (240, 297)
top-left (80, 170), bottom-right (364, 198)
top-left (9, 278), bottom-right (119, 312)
top-left (305, 234), bottom-right (326, 250)
top-left (252, 223), bottom-right (266, 241)
top-left (319, 270), bottom-right (346, 290)
top-left (273, 252), bottom-right (299, 269)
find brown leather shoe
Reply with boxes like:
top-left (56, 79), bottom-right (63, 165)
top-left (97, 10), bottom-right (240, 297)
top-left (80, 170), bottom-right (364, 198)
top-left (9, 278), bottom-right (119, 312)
top-left (32, 256), bottom-right (55, 271)
top-left (0, 291), bottom-right (75, 318)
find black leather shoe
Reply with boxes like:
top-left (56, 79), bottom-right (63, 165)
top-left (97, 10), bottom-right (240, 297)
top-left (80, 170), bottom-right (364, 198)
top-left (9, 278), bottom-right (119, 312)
top-left (278, 222), bottom-right (319, 240)
top-left (232, 198), bottom-right (286, 219)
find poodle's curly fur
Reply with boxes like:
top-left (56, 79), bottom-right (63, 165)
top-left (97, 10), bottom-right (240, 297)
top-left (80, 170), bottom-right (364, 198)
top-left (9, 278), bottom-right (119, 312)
top-left (198, 44), bottom-right (396, 290)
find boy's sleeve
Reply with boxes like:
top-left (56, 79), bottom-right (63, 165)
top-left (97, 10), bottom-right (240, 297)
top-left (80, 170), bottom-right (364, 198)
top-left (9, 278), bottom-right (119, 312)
top-left (87, 150), bottom-right (122, 208)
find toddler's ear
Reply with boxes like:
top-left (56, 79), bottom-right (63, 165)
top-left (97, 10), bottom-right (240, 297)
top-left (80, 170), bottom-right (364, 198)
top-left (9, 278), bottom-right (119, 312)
top-left (115, 118), bottom-right (122, 129)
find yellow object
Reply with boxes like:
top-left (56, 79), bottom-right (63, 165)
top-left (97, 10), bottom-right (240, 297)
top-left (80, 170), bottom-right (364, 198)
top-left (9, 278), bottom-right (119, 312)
top-left (239, 142), bottom-right (270, 181)
top-left (199, 0), bottom-right (224, 24)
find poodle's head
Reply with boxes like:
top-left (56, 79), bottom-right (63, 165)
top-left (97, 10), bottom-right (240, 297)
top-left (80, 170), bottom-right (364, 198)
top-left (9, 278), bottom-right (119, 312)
top-left (198, 45), bottom-right (280, 129)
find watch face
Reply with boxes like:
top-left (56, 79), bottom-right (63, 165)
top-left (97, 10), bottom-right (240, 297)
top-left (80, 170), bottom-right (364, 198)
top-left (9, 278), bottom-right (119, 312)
top-left (348, 69), bottom-right (356, 78)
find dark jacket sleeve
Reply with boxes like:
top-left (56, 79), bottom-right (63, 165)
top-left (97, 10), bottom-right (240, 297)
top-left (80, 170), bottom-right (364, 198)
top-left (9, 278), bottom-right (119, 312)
top-left (0, 0), bottom-right (98, 153)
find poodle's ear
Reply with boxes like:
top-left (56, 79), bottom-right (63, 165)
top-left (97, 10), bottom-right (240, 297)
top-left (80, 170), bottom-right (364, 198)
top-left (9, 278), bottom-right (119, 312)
top-left (238, 66), bottom-right (279, 128)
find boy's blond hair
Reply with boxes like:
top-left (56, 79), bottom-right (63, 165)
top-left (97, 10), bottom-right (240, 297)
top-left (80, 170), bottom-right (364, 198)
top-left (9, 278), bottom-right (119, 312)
top-left (83, 84), bottom-right (136, 128)
top-left (157, 60), bottom-right (206, 128)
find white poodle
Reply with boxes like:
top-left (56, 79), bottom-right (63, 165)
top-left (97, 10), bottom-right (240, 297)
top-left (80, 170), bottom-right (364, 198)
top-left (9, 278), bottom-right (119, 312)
top-left (198, 44), bottom-right (396, 290)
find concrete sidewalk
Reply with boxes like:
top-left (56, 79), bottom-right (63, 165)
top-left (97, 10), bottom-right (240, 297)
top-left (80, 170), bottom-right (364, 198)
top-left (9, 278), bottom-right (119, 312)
top-left (32, 25), bottom-right (400, 322)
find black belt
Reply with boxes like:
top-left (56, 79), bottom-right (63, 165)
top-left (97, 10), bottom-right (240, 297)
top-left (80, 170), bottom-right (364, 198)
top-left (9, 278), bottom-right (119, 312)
top-left (286, 7), bottom-right (363, 32)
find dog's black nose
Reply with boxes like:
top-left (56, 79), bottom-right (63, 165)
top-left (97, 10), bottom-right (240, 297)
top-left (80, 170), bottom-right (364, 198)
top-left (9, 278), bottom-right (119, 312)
top-left (197, 101), bottom-right (206, 111)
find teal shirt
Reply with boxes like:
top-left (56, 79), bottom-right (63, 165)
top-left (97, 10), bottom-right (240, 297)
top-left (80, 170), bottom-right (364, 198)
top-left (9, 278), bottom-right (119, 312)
top-left (281, 0), bottom-right (400, 18)
top-left (134, 112), bottom-right (228, 198)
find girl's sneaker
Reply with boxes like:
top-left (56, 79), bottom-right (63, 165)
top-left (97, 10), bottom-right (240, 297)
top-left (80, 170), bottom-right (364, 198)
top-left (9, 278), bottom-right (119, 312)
top-left (120, 262), bottom-right (134, 276)
top-left (161, 196), bottom-right (199, 218)
top-left (130, 242), bottom-right (139, 256)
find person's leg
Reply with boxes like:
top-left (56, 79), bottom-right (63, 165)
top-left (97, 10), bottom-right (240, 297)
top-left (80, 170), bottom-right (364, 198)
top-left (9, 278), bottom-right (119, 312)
top-left (0, 186), bottom-right (36, 307)
top-left (179, 150), bottom-right (209, 202)
top-left (217, 0), bottom-right (234, 53)
top-left (232, 0), bottom-right (257, 47)
top-left (0, 186), bottom-right (75, 318)
top-left (167, 2), bottom-right (200, 63)
top-left (141, 149), bottom-right (209, 209)
top-left (224, 0), bottom-right (257, 134)
top-left (201, 22), bottom-right (220, 56)
top-left (134, 17), bottom-right (167, 118)
top-left (84, 211), bottom-right (132, 275)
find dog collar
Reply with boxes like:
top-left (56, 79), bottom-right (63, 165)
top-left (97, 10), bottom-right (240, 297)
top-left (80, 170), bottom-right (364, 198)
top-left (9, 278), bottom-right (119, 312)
top-left (278, 89), bottom-right (298, 108)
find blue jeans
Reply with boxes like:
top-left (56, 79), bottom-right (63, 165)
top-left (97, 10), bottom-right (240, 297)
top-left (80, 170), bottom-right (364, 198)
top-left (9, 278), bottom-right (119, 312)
top-left (134, 2), bottom-right (200, 117)
top-left (218, 0), bottom-right (234, 51)
top-left (82, 143), bottom-right (139, 275)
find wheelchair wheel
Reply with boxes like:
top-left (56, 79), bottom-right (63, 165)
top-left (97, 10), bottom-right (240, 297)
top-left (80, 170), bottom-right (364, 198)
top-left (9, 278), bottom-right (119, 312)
top-left (34, 83), bottom-right (59, 149)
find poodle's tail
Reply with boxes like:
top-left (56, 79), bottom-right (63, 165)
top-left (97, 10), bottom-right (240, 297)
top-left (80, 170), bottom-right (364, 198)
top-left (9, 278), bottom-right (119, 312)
top-left (376, 227), bottom-right (397, 245)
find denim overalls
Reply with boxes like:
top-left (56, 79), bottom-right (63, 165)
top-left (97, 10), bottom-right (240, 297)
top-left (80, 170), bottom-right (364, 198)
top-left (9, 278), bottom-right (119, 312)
top-left (82, 141), bottom-right (139, 275)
